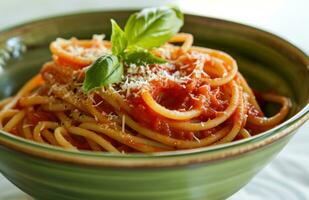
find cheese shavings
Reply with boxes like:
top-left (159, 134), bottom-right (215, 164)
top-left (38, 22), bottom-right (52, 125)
top-left (118, 63), bottom-right (192, 98)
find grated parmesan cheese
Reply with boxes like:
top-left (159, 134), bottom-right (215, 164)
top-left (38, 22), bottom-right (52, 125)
top-left (93, 100), bottom-right (104, 107)
top-left (54, 36), bottom-right (111, 62)
top-left (118, 63), bottom-right (194, 98)
top-left (112, 47), bottom-right (213, 99)
top-left (106, 113), bottom-right (119, 122)
top-left (192, 133), bottom-right (201, 143)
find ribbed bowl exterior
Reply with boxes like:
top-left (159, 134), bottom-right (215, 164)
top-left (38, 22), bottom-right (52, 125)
top-left (0, 133), bottom-right (293, 200)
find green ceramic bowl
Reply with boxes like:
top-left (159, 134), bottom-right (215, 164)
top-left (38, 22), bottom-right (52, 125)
top-left (0, 11), bottom-right (308, 200)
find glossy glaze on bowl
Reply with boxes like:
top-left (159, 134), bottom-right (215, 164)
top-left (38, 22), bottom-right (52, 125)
top-left (0, 11), bottom-right (308, 200)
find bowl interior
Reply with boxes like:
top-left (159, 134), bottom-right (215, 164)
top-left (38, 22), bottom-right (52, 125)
top-left (0, 11), bottom-right (308, 159)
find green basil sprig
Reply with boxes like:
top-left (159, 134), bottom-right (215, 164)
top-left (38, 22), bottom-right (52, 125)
top-left (83, 6), bottom-right (183, 92)
top-left (111, 19), bottom-right (127, 56)
top-left (83, 55), bottom-right (123, 92)
top-left (125, 6), bottom-right (184, 48)
top-left (124, 48), bottom-right (166, 66)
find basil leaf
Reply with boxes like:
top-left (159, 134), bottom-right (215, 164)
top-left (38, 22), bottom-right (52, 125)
top-left (124, 6), bottom-right (183, 49)
top-left (124, 49), bottom-right (166, 66)
top-left (170, 6), bottom-right (184, 22)
top-left (83, 55), bottom-right (123, 92)
top-left (111, 19), bottom-right (127, 56)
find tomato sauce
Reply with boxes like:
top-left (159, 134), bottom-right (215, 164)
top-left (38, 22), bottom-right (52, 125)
top-left (126, 78), bottom-right (231, 140)
top-left (26, 110), bottom-right (58, 125)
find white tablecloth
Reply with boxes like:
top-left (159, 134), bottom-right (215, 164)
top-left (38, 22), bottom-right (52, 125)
top-left (0, 1), bottom-right (308, 199)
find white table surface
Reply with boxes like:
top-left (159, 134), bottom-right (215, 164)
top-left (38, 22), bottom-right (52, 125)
top-left (0, 1), bottom-right (308, 199)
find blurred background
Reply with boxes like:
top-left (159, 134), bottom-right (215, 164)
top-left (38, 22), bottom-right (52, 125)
top-left (0, 0), bottom-right (308, 199)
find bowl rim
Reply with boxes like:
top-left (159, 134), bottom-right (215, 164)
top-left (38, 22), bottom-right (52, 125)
top-left (0, 10), bottom-right (308, 168)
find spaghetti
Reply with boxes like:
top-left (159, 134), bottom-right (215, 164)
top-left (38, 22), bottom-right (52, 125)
top-left (0, 33), bottom-right (291, 153)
